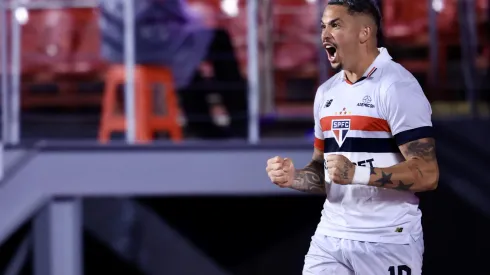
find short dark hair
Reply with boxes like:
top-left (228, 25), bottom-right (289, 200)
top-left (327, 0), bottom-right (381, 31)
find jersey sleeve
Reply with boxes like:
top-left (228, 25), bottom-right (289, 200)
top-left (313, 89), bottom-right (324, 151)
top-left (380, 80), bottom-right (433, 146)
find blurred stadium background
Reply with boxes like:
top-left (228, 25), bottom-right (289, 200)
top-left (0, 0), bottom-right (489, 274)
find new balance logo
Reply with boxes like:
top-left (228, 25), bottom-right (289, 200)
top-left (324, 99), bottom-right (333, 108)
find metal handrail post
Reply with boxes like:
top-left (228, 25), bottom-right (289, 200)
top-left (123, 0), bottom-right (136, 143)
top-left (247, 0), bottom-right (260, 144)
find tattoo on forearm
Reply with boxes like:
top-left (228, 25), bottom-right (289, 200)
top-left (371, 170), bottom-right (415, 191)
top-left (291, 160), bottom-right (326, 194)
top-left (403, 139), bottom-right (436, 162)
top-left (394, 180), bottom-right (414, 191)
top-left (374, 171), bottom-right (393, 187)
top-left (370, 167), bottom-right (376, 175)
top-left (368, 139), bottom-right (437, 192)
top-left (341, 161), bottom-right (353, 179)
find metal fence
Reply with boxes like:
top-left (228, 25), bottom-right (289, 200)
top-left (0, 0), bottom-right (264, 145)
top-left (0, 0), bottom-right (488, 148)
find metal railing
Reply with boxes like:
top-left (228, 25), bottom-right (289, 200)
top-left (0, 0), bottom-right (262, 145)
top-left (0, 1), bottom-right (261, 274)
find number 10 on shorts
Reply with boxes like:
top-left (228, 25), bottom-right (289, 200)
top-left (389, 265), bottom-right (411, 275)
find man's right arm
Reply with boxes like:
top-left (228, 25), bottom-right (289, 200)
top-left (287, 84), bottom-right (326, 194)
top-left (290, 148), bottom-right (326, 194)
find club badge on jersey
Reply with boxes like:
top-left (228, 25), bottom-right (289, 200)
top-left (331, 119), bottom-right (350, 148)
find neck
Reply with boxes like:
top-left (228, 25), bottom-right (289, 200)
top-left (344, 47), bottom-right (379, 83)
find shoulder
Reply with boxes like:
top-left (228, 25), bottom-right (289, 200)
top-left (316, 71), bottom-right (343, 99)
top-left (378, 60), bottom-right (423, 98)
top-left (314, 72), bottom-right (343, 110)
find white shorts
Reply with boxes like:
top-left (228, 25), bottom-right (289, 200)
top-left (303, 233), bottom-right (424, 275)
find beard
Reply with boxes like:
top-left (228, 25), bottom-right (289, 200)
top-left (330, 62), bottom-right (343, 73)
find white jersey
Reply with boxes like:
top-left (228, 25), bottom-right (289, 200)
top-left (313, 48), bottom-right (433, 245)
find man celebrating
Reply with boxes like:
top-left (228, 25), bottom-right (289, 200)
top-left (265, 0), bottom-right (439, 274)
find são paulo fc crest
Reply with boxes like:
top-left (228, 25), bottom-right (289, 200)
top-left (331, 119), bottom-right (350, 148)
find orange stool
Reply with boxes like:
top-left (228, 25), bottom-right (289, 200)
top-left (99, 65), bottom-right (183, 143)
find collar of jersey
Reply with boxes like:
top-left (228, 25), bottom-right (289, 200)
top-left (343, 47), bottom-right (392, 85)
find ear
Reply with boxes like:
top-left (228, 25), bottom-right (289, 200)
top-left (359, 25), bottom-right (371, 43)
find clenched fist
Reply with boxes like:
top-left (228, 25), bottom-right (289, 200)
top-left (266, 156), bottom-right (295, 188)
top-left (326, 154), bottom-right (355, 184)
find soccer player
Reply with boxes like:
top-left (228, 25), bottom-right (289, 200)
top-left (265, 1), bottom-right (439, 274)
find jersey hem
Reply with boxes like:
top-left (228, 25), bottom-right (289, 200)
top-left (315, 227), bottom-right (412, 245)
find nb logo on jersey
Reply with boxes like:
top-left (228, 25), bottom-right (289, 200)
top-left (324, 99), bottom-right (333, 108)
top-left (331, 119), bottom-right (350, 148)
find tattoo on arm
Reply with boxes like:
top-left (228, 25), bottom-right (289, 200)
top-left (373, 170), bottom-right (393, 187)
top-left (370, 169), bottom-right (415, 191)
top-left (394, 180), bottom-right (414, 191)
top-left (370, 167), bottom-right (376, 175)
top-left (369, 138), bottom-right (438, 192)
top-left (402, 138), bottom-right (436, 162)
top-left (291, 155), bottom-right (326, 194)
top-left (340, 161), bottom-right (353, 180)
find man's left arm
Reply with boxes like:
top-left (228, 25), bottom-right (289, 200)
top-left (327, 138), bottom-right (439, 192)
top-left (368, 137), bottom-right (438, 191)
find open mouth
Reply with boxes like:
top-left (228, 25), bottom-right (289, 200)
top-left (324, 43), bottom-right (337, 62)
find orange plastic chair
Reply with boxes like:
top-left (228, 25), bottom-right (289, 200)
top-left (98, 65), bottom-right (183, 143)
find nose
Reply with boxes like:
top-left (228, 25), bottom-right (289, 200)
top-left (321, 28), bottom-right (332, 42)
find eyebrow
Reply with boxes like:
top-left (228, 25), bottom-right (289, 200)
top-left (321, 18), bottom-right (341, 25)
